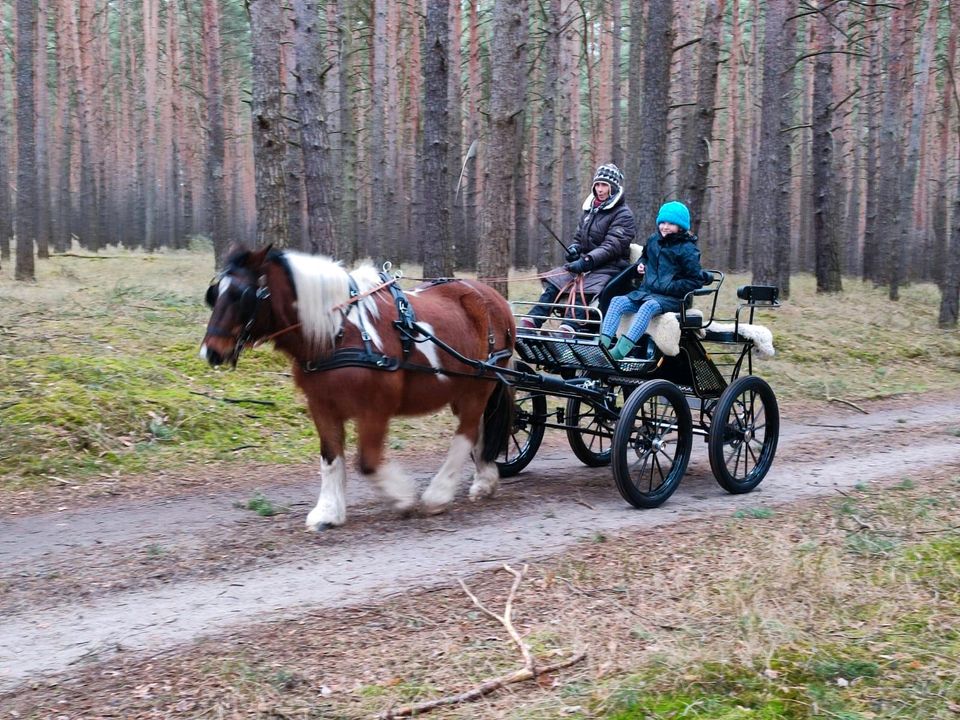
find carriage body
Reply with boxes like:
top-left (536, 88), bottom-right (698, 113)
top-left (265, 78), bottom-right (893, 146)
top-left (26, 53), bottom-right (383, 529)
top-left (501, 271), bottom-right (781, 508)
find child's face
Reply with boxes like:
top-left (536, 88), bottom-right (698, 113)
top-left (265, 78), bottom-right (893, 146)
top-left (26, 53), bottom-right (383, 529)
top-left (658, 221), bottom-right (681, 236)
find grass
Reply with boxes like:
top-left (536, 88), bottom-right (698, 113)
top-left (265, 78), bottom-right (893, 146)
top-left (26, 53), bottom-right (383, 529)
top-left (1, 249), bottom-right (958, 495)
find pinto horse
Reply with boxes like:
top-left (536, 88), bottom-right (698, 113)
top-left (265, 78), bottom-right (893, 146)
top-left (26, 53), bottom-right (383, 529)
top-left (200, 245), bottom-right (516, 530)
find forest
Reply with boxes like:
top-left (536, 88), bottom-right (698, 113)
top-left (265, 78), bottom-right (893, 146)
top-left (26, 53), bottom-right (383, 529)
top-left (1, 0), bottom-right (959, 324)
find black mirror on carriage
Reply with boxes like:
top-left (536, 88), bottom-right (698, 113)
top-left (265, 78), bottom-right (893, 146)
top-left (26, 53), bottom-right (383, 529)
top-left (736, 285), bottom-right (779, 303)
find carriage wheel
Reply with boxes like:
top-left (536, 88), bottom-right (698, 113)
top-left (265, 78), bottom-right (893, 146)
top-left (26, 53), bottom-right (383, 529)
top-left (497, 366), bottom-right (547, 478)
top-left (708, 375), bottom-right (779, 494)
top-left (565, 391), bottom-right (620, 467)
top-left (611, 380), bottom-right (692, 509)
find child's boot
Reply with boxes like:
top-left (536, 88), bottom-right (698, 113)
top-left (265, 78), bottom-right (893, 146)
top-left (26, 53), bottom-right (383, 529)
top-left (600, 334), bottom-right (615, 350)
top-left (611, 335), bottom-right (637, 360)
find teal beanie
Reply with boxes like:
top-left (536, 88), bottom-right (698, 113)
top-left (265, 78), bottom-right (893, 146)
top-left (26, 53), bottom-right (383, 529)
top-left (656, 201), bottom-right (691, 231)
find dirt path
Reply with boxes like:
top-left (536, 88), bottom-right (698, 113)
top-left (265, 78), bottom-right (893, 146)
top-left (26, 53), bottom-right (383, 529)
top-left (1, 391), bottom-right (959, 693)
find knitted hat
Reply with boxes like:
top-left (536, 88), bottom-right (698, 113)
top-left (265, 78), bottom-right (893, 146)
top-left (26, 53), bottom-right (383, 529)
top-left (656, 201), bottom-right (691, 231)
top-left (592, 163), bottom-right (623, 198)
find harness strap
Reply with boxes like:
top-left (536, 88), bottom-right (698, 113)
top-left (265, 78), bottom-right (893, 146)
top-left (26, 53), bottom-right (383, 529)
top-left (382, 271), bottom-right (418, 358)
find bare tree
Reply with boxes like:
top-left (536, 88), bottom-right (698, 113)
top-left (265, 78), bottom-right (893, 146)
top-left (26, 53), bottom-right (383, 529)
top-left (420, 0), bottom-right (453, 276)
top-left (15, 0), bottom-right (37, 280)
top-left (292, 0), bottom-right (337, 256)
top-left (748, 0), bottom-right (791, 288)
top-left (811, 3), bottom-right (841, 293)
top-left (677, 0), bottom-right (722, 231)
top-left (479, 0), bottom-right (529, 297)
top-left (535, 0), bottom-right (561, 272)
top-left (202, 0), bottom-right (228, 265)
top-left (249, 0), bottom-right (289, 248)
top-left (0, 33), bottom-right (12, 263)
top-left (635, 0), bottom-right (674, 224)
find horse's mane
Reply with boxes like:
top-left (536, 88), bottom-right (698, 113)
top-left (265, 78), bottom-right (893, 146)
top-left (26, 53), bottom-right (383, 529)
top-left (283, 251), bottom-right (384, 351)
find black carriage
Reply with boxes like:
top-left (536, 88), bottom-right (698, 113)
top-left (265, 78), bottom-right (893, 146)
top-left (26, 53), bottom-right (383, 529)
top-left (497, 269), bottom-right (781, 509)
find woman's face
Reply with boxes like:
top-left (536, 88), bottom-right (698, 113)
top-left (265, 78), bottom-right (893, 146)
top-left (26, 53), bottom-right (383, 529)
top-left (658, 221), bottom-right (681, 236)
top-left (594, 182), bottom-right (611, 202)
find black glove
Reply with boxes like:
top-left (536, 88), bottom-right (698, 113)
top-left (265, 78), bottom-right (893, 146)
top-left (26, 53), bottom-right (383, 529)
top-left (564, 255), bottom-right (593, 274)
top-left (564, 244), bottom-right (581, 262)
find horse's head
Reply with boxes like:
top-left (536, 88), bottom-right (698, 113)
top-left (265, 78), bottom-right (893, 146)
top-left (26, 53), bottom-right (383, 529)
top-left (200, 245), bottom-right (275, 367)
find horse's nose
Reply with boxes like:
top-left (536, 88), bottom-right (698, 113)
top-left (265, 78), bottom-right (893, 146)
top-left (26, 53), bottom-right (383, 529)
top-left (200, 344), bottom-right (224, 367)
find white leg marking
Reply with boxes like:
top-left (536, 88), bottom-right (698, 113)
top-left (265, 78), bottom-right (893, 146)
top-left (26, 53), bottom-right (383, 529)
top-left (470, 460), bottom-right (501, 501)
top-left (305, 456), bottom-right (347, 530)
top-left (371, 462), bottom-right (417, 512)
top-left (421, 434), bottom-right (472, 512)
top-left (469, 422), bottom-right (500, 500)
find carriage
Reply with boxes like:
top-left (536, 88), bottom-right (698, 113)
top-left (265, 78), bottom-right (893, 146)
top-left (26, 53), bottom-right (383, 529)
top-left (201, 246), bottom-right (780, 528)
top-left (494, 267), bottom-right (781, 509)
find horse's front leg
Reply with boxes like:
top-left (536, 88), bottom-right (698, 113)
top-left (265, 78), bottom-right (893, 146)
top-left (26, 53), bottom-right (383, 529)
top-left (356, 417), bottom-right (417, 513)
top-left (305, 419), bottom-right (348, 531)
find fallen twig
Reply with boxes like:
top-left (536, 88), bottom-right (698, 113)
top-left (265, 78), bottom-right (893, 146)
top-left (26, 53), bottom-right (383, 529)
top-left (188, 390), bottom-right (276, 406)
top-left (826, 397), bottom-right (868, 414)
top-left (378, 564), bottom-right (587, 719)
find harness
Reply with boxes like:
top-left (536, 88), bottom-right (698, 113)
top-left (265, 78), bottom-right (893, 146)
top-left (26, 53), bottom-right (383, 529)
top-left (302, 275), bottom-right (511, 379)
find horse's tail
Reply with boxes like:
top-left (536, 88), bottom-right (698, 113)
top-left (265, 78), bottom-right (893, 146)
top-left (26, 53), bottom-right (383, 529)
top-left (480, 380), bottom-right (514, 463)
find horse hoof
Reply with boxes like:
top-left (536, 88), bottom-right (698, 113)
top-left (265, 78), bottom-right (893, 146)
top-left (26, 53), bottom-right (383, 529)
top-left (420, 502), bottom-right (449, 516)
top-left (315, 522), bottom-right (335, 532)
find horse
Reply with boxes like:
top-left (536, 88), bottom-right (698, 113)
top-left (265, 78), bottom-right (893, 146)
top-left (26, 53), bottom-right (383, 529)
top-left (200, 245), bottom-right (516, 530)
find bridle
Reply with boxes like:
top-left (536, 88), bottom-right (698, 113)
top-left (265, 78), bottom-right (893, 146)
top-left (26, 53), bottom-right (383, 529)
top-left (205, 270), bottom-right (272, 367)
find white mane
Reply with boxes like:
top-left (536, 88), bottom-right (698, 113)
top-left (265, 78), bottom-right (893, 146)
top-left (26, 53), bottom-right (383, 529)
top-left (283, 252), bottom-right (385, 351)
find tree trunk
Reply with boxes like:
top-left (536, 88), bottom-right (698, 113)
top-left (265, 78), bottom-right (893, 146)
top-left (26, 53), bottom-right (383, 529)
top-left (0, 33), bottom-right (12, 262)
top-left (250, 0), bottom-right (289, 249)
top-left (635, 0), bottom-right (674, 224)
top-left (812, 5), bottom-right (841, 293)
top-left (748, 0), bottom-right (791, 287)
top-left (625, 0), bottom-right (643, 212)
top-left (677, 0), bottom-right (722, 232)
top-left (34, 0), bottom-right (50, 259)
top-left (202, 0), bottom-right (228, 266)
top-left (861, 2), bottom-right (880, 283)
top-left (336, 0), bottom-right (358, 262)
top-left (292, 0), bottom-right (337, 256)
top-left (535, 0), bottom-right (561, 272)
top-left (478, 0), bottom-right (528, 298)
top-left (420, 0), bottom-right (453, 277)
top-left (15, 0), bottom-right (37, 280)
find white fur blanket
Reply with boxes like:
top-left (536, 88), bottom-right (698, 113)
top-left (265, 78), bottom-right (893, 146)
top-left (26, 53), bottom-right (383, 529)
top-left (616, 314), bottom-right (775, 359)
top-left (705, 322), bottom-right (776, 358)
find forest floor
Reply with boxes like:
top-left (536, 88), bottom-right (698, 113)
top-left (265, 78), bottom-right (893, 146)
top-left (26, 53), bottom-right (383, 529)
top-left (2, 390), bottom-right (959, 718)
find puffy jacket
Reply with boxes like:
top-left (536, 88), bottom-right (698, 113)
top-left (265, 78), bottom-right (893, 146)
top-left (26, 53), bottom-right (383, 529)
top-left (627, 230), bottom-right (709, 313)
top-left (545, 190), bottom-right (636, 297)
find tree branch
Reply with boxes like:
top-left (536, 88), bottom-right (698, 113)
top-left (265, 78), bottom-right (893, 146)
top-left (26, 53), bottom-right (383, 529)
top-left (378, 564), bottom-right (587, 719)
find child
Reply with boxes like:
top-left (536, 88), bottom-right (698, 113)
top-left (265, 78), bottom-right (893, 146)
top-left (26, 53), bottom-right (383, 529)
top-left (600, 201), bottom-right (710, 360)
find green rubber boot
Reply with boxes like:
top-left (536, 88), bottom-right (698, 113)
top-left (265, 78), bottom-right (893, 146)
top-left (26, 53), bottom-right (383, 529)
top-left (600, 334), bottom-right (614, 350)
top-left (610, 335), bottom-right (637, 360)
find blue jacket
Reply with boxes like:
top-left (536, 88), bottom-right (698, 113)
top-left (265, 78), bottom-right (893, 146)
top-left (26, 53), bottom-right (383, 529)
top-left (627, 230), bottom-right (709, 313)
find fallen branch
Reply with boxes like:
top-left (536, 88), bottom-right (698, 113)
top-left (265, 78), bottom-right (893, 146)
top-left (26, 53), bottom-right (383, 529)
top-left (188, 390), bottom-right (276, 406)
top-left (826, 397), bottom-right (868, 414)
top-left (379, 564), bottom-right (587, 719)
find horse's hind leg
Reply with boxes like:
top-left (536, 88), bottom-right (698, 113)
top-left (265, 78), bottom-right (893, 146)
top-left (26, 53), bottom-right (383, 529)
top-left (357, 418), bottom-right (417, 513)
top-left (421, 396), bottom-right (488, 513)
top-left (421, 433), bottom-right (473, 513)
top-left (469, 422), bottom-right (501, 501)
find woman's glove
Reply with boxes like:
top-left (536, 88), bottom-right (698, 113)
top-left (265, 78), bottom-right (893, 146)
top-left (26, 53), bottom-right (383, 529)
top-left (564, 255), bottom-right (593, 274)
top-left (564, 244), bottom-right (581, 262)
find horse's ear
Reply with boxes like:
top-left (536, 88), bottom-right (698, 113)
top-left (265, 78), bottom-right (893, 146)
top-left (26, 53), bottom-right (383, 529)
top-left (249, 243), bottom-right (274, 269)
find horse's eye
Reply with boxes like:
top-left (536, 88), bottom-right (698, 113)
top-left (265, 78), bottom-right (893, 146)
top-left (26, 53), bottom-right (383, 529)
top-left (205, 284), bottom-right (218, 308)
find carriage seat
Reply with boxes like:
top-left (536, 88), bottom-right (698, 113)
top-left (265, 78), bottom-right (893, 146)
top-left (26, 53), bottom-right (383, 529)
top-left (596, 265), bottom-right (721, 331)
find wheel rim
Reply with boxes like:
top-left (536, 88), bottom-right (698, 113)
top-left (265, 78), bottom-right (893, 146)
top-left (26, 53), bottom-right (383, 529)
top-left (497, 388), bottom-right (546, 476)
top-left (623, 392), bottom-right (683, 495)
top-left (566, 395), bottom-right (618, 466)
top-left (719, 386), bottom-right (770, 480)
